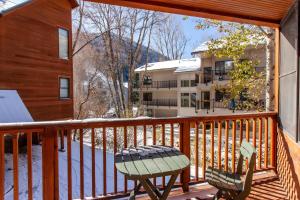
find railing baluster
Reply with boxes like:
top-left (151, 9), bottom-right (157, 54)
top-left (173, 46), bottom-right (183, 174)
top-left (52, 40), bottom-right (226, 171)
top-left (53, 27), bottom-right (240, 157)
top-left (217, 121), bottom-right (222, 170)
top-left (153, 124), bottom-right (156, 186)
top-left (91, 128), bottom-right (96, 197)
top-left (225, 120), bottom-right (229, 172)
top-left (252, 119), bottom-right (257, 170)
top-left (232, 120), bottom-right (236, 173)
top-left (264, 118), bottom-right (269, 168)
top-left (27, 132), bottom-right (33, 200)
top-left (80, 129), bottom-right (84, 199)
top-left (124, 126), bottom-right (128, 193)
top-left (143, 125), bottom-right (147, 146)
top-left (13, 134), bottom-right (19, 200)
top-left (113, 127), bottom-right (118, 194)
top-left (170, 123), bottom-right (174, 147)
top-left (67, 129), bottom-right (72, 200)
top-left (239, 119), bottom-right (243, 145)
top-left (162, 124), bottom-right (165, 188)
top-left (258, 118), bottom-right (262, 169)
top-left (245, 119), bottom-right (250, 169)
top-left (134, 126), bottom-right (137, 188)
top-left (103, 127), bottom-right (107, 196)
top-left (0, 133), bottom-right (4, 200)
top-left (211, 121), bottom-right (214, 168)
top-left (195, 122), bottom-right (199, 181)
top-left (202, 122), bottom-right (206, 179)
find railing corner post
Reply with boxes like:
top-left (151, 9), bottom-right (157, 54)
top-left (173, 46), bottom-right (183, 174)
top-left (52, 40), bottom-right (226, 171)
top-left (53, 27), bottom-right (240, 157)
top-left (271, 115), bottom-right (278, 170)
top-left (42, 127), bottom-right (59, 200)
top-left (180, 121), bottom-right (190, 192)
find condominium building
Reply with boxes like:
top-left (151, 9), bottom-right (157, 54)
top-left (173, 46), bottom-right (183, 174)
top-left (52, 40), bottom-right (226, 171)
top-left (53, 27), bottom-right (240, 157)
top-left (134, 41), bottom-right (269, 117)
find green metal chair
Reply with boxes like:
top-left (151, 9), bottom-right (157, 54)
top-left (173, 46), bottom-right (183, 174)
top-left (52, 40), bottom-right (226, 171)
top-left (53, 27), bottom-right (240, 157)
top-left (205, 140), bottom-right (256, 200)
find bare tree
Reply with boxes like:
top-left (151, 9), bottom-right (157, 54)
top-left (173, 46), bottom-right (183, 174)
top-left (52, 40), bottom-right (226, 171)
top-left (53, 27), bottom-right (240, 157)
top-left (154, 16), bottom-right (188, 60)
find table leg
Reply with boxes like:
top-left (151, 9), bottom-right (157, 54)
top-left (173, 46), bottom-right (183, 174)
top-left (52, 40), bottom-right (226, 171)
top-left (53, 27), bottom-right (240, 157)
top-left (129, 181), bottom-right (142, 200)
top-left (139, 173), bottom-right (179, 200)
top-left (160, 174), bottom-right (178, 200)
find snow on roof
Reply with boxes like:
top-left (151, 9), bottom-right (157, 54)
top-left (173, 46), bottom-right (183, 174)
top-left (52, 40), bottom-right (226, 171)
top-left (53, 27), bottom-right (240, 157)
top-left (192, 36), bottom-right (266, 54)
top-left (0, 90), bottom-right (33, 123)
top-left (135, 58), bottom-right (200, 73)
top-left (0, 0), bottom-right (31, 15)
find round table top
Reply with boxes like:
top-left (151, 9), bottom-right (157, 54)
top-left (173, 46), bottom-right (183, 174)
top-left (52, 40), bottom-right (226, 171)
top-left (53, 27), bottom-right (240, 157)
top-left (115, 145), bottom-right (190, 179)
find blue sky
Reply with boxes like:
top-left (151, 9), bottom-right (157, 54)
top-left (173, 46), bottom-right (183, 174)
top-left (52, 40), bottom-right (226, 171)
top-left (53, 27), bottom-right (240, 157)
top-left (174, 15), bottom-right (221, 58)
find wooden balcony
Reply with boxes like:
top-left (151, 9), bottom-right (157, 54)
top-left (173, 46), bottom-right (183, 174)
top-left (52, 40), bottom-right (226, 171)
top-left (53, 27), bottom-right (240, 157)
top-left (0, 112), bottom-right (280, 200)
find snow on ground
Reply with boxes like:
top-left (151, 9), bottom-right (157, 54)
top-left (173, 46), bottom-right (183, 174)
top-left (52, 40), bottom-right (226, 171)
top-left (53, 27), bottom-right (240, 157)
top-left (4, 139), bottom-right (169, 200)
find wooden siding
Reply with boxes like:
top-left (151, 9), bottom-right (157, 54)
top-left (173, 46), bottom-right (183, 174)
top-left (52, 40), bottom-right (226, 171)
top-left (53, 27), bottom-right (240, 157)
top-left (87, 0), bottom-right (294, 27)
top-left (0, 0), bottom-right (74, 121)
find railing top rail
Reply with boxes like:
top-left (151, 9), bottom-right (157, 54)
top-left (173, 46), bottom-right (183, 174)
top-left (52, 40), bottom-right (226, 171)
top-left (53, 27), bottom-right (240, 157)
top-left (0, 112), bottom-right (277, 132)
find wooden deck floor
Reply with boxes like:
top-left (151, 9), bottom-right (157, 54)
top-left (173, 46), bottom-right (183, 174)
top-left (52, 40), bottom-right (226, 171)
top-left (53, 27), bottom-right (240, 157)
top-left (137, 171), bottom-right (288, 200)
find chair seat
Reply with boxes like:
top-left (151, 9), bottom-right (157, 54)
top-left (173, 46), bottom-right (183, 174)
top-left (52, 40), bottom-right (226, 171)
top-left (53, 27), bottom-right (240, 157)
top-left (205, 167), bottom-right (244, 192)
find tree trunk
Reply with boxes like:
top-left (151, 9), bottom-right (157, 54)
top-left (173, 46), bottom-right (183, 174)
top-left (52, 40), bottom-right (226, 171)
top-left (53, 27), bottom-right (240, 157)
top-left (265, 35), bottom-right (273, 111)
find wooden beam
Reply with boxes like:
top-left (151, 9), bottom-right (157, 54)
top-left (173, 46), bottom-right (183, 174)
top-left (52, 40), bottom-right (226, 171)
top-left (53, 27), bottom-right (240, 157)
top-left (274, 28), bottom-right (280, 112)
top-left (86, 0), bottom-right (280, 28)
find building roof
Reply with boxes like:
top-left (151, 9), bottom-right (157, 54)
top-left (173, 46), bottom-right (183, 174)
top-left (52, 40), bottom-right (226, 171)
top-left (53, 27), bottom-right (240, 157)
top-left (0, 0), bottom-right (78, 16)
top-left (135, 58), bottom-right (200, 73)
top-left (87, 0), bottom-right (294, 27)
top-left (0, 90), bottom-right (33, 123)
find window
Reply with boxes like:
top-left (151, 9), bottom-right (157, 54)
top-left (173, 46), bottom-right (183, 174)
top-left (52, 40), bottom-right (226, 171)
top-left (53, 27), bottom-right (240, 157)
top-left (143, 92), bottom-right (152, 101)
top-left (190, 93), bottom-right (196, 107)
top-left (58, 28), bottom-right (69, 59)
top-left (201, 91), bottom-right (210, 109)
top-left (195, 74), bottom-right (199, 84)
top-left (215, 90), bottom-right (225, 102)
top-left (181, 93), bottom-right (189, 107)
top-left (143, 75), bottom-right (152, 85)
top-left (181, 80), bottom-right (189, 87)
top-left (203, 67), bottom-right (212, 83)
top-left (60, 78), bottom-right (70, 99)
top-left (191, 80), bottom-right (196, 87)
top-left (215, 60), bottom-right (234, 75)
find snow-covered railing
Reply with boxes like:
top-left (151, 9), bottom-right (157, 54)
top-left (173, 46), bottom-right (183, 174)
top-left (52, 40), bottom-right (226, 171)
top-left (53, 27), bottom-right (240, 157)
top-left (0, 112), bottom-right (278, 200)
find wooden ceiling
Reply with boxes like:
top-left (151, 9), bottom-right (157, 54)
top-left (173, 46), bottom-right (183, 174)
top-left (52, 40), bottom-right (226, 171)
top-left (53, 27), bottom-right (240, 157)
top-left (86, 0), bottom-right (295, 27)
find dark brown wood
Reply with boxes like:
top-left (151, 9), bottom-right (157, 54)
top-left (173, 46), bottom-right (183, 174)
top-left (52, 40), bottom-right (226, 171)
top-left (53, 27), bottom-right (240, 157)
top-left (87, 0), bottom-right (291, 27)
top-left (270, 116), bottom-right (277, 168)
top-left (202, 122), bottom-right (206, 179)
top-left (67, 130), bottom-right (72, 200)
top-left (80, 129), bottom-right (84, 199)
top-left (143, 125), bottom-right (147, 146)
top-left (170, 123), bottom-right (174, 147)
top-left (27, 132), bottom-right (33, 200)
top-left (239, 119), bottom-right (244, 145)
top-left (91, 128), bottom-right (96, 197)
top-left (153, 125), bottom-right (157, 187)
top-left (258, 118), bottom-right (262, 169)
top-left (264, 118), bottom-right (269, 168)
top-left (113, 127), bottom-right (118, 194)
top-left (0, 134), bottom-right (4, 200)
top-left (13, 134), bottom-right (19, 200)
top-left (181, 121), bottom-right (190, 192)
top-left (103, 127), bottom-right (107, 195)
top-left (210, 121), bottom-right (214, 168)
top-left (124, 126), bottom-right (128, 193)
top-left (162, 124), bottom-right (166, 188)
top-left (232, 120), bottom-right (236, 173)
top-left (252, 119), bottom-right (257, 170)
top-left (246, 119), bottom-right (250, 168)
top-left (42, 127), bottom-right (59, 200)
top-left (0, 0), bottom-right (74, 121)
top-left (225, 120), bottom-right (229, 172)
top-left (195, 122), bottom-right (199, 181)
top-left (217, 121), bottom-right (222, 170)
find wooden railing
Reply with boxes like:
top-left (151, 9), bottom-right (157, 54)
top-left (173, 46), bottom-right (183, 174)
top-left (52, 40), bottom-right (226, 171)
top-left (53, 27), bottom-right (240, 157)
top-left (0, 112), bottom-right (277, 200)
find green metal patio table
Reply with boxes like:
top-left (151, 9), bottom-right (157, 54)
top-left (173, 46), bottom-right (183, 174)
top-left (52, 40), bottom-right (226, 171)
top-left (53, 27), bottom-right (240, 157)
top-left (115, 145), bottom-right (190, 200)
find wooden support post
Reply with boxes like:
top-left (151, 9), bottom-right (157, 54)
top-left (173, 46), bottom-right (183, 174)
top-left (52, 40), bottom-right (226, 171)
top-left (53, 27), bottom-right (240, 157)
top-left (0, 134), bottom-right (4, 200)
top-left (180, 121), bottom-right (190, 192)
top-left (42, 127), bottom-right (59, 200)
top-left (271, 116), bottom-right (277, 169)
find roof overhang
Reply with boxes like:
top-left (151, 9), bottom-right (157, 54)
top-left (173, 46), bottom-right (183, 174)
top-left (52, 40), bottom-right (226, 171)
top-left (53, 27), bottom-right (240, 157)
top-left (86, 0), bottom-right (295, 28)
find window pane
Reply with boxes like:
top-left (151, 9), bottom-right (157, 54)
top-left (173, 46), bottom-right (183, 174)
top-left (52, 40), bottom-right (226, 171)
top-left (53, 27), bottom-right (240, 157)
top-left (59, 28), bottom-right (69, 59)
top-left (181, 80), bottom-right (189, 87)
top-left (60, 78), bottom-right (69, 98)
top-left (181, 93), bottom-right (189, 107)
top-left (191, 93), bottom-right (196, 107)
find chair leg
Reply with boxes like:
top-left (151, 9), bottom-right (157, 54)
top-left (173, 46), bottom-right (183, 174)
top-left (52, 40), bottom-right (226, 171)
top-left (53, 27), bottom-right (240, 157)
top-left (214, 190), bottom-right (221, 200)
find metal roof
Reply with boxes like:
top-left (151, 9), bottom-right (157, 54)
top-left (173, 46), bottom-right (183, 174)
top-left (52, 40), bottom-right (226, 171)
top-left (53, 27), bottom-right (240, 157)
top-left (0, 90), bottom-right (33, 123)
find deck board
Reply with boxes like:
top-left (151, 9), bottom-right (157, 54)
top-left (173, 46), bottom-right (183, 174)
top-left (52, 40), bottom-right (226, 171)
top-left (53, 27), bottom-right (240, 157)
top-left (137, 171), bottom-right (288, 200)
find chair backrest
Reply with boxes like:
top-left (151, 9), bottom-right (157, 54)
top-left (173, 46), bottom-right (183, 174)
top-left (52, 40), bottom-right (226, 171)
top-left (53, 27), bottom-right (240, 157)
top-left (236, 140), bottom-right (256, 195)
